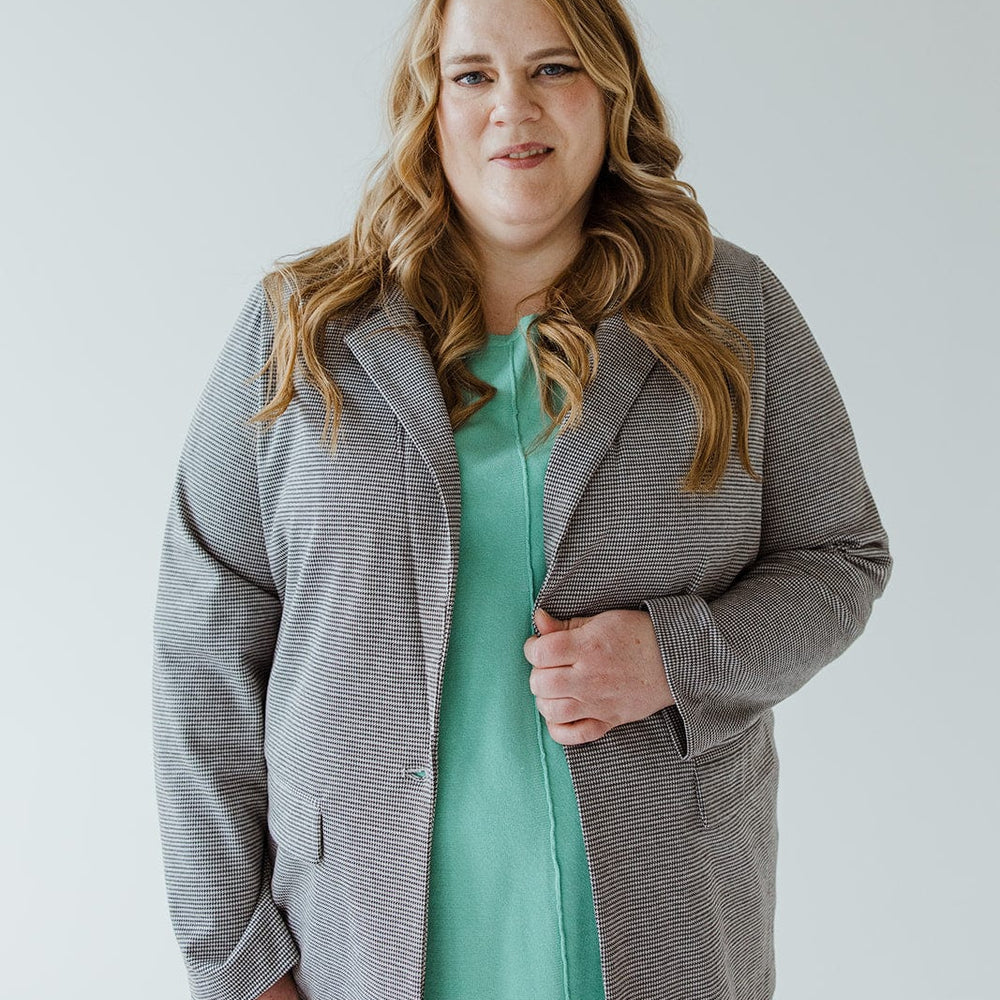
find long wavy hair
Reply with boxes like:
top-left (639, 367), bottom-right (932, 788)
top-left (256, 0), bottom-right (755, 491)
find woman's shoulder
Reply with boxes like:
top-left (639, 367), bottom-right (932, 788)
top-left (703, 237), bottom-right (812, 353)
top-left (702, 236), bottom-right (766, 322)
top-left (707, 236), bottom-right (764, 287)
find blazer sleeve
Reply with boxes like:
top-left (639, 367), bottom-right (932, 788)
top-left (152, 285), bottom-right (299, 1000)
top-left (643, 259), bottom-right (892, 760)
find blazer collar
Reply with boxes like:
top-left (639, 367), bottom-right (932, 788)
top-left (342, 285), bottom-right (656, 582)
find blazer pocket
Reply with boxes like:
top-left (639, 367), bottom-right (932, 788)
top-left (267, 771), bottom-right (324, 864)
top-left (694, 717), bottom-right (778, 831)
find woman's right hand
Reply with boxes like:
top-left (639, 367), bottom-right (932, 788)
top-left (255, 973), bottom-right (300, 1000)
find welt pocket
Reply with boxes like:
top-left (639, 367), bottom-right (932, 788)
top-left (267, 772), bottom-right (324, 864)
top-left (694, 718), bottom-right (778, 831)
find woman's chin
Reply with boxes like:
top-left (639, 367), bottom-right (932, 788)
top-left (467, 207), bottom-right (587, 256)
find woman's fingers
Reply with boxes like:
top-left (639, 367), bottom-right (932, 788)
top-left (523, 629), bottom-right (579, 668)
top-left (544, 718), bottom-right (612, 746)
top-left (526, 608), bottom-right (672, 744)
top-left (528, 664), bottom-right (576, 698)
top-left (534, 696), bottom-right (585, 725)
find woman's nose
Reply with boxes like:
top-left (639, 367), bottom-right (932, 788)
top-left (489, 78), bottom-right (541, 127)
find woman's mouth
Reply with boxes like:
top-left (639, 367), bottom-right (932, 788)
top-left (492, 145), bottom-right (554, 168)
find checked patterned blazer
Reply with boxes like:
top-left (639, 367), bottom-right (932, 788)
top-left (153, 236), bottom-right (891, 1000)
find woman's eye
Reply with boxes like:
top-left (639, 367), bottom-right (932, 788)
top-left (537, 63), bottom-right (576, 77)
top-left (454, 70), bottom-right (490, 86)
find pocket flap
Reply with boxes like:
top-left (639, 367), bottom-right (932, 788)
top-left (267, 773), bottom-right (324, 864)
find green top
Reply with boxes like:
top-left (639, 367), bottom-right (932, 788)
top-left (424, 316), bottom-right (605, 1000)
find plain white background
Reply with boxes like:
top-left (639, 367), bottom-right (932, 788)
top-left (1, 1), bottom-right (996, 997)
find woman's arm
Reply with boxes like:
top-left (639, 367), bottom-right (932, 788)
top-left (153, 287), bottom-right (299, 1000)
top-left (642, 260), bottom-right (892, 758)
top-left (526, 260), bottom-right (891, 759)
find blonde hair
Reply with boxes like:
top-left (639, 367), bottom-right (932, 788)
top-left (257, 0), bottom-right (754, 491)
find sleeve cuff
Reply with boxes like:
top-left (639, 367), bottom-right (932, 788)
top-left (186, 887), bottom-right (300, 1000)
top-left (642, 593), bottom-right (717, 761)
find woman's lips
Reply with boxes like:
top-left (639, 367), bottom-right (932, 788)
top-left (491, 144), bottom-right (553, 169)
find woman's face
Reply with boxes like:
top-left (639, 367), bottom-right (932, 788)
top-left (435, 0), bottom-right (608, 258)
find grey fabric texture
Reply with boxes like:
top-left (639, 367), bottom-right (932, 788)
top-left (153, 237), bottom-right (891, 1000)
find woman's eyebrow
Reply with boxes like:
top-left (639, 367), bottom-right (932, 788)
top-left (525, 46), bottom-right (578, 61)
top-left (442, 46), bottom-right (578, 68)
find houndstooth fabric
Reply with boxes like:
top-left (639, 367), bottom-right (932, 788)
top-left (152, 237), bottom-right (891, 1000)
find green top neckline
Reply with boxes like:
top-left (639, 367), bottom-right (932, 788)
top-left (483, 313), bottom-right (537, 346)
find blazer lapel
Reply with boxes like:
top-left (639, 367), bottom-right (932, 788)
top-left (343, 293), bottom-right (656, 607)
top-left (541, 313), bottom-right (656, 580)
top-left (342, 288), bottom-right (462, 558)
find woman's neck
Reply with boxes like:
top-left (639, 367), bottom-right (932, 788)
top-left (480, 277), bottom-right (545, 335)
top-left (473, 232), bottom-right (582, 335)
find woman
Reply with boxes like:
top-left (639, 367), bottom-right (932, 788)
top-left (153, 0), bottom-right (891, 997)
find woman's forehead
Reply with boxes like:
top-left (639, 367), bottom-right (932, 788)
top-left (437, 0), bottom-right (575, 61)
